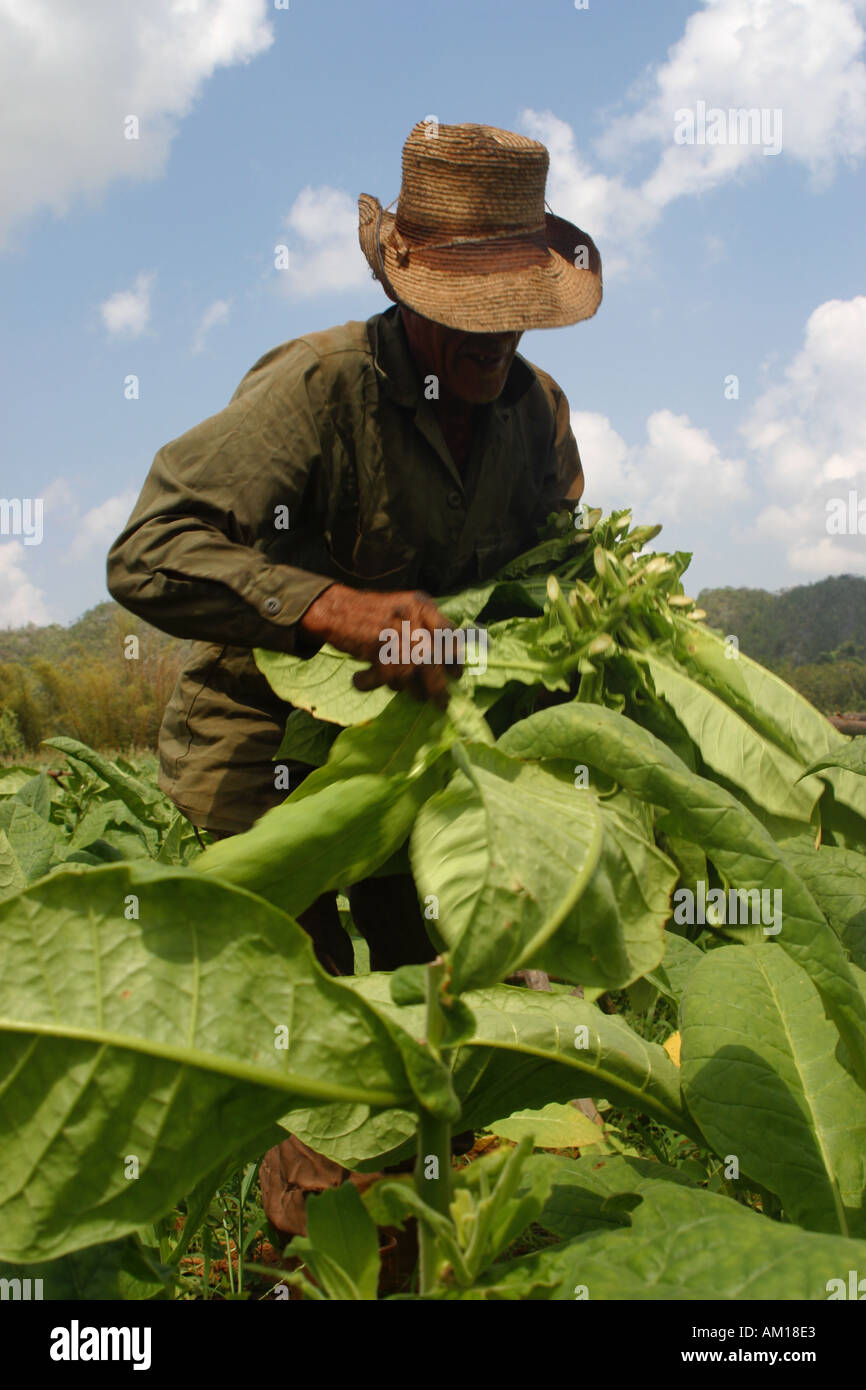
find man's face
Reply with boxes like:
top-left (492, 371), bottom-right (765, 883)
top-left (400, 305), bottom-right (523, 405)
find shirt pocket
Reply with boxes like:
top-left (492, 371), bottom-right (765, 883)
top-left (325, 514), bottom-right (416, 590)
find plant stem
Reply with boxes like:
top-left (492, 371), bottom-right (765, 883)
top-left (151, 1217), bottom-right (172, 1265)
top-left (236, 1176), bottom-right (244, 1298)
top-left (219, 1194), bottom-right (236, 1296)
top-left (415, 958), bottom-right (453, 1296)
top-left (202, 1224), bottom-right (213, 1299)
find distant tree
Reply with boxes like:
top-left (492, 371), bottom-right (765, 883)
top-left (0, 706), bottom-right (26, 758)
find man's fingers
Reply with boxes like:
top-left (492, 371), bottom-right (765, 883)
top-left (420, 661), bottom-right (450, 709)
top-left (386, 662), bottom-right (421, 694)
top-left (335, 591), bottom-right (468, 709)
top-left (353, 665), bottom-right (385, 691)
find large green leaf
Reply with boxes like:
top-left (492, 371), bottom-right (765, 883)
top-left (288, 695), bottom-right (449, 798)
top-left (492, 530), bottom-right (591, 580)
top-left (410, 744), bottom-right (604, 992)
top-left (290, 1183), bottom-right (381, 1300)
top-left (485, 1102), bottom-right (605, 1150)
top-left (0, 829), bottom-right (26, 902)
top-left (274, 708), bottom-right (340, 766)
top-left (195, 698), bottom-right (451, 915)
top-left (0, 801), bottom-right (61, 882)
top-left (277, 1099), bottom-right (418, 1168)
top-left (67, 799), bottom-right (157, 859)
top-left (804, 737), bottom-right (866, 779)
top-left (450, 1176), bottom-right (866, 1300)
top-left (42, 738), bottom-right (173, 828)
top-left (681, 945), bottom-right (866, 1237)
top-left (347, 976), bottom-right (697, 1144)
top-left (12, 771), bottom-right (53, 820)
top-left (799, 737), bottom-right (866, 830)
top-left (638, 650), bottom-right (821, 822)
top-left (534, 798), bottom-right (678, 991)
top-left (255, 644), bottom-right (395, 725)
top-left (525, 1152), bottom-right (694, 1238)
top-left (644, 932), bottom-right (705, 1005)
top-left (0, 767), bottom-right (41, 797)
top-left (0, 862), bottom-right (415, 1261)
top-left (673, 620), bottom-right (848, 764)
top-left (197, 774), bottom-right (428, 915)
top-left (437, 583), bottom-right (496, 626)
top-left (499, 703), bottom-right (866, 1091)
top-left (0, 1236), bottom-right (170, 1301)
top-left (780, 843), bottom-right (866, 970)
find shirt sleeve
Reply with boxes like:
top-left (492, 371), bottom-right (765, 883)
top-left (106, 342), bottom-right (336, 654)
top-left (531, 371), bottom-right (585, 526)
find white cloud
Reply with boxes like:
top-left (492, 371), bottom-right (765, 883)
top-left (0, 542), bottom-right (52, 626)
top-left (192, 297), bottom-right (231, 353)
top-left (574, 407), bottom-right (749, 523)
top-left (519, 2), bottom-right (866, 275)
top-left (520, 110), bottom-right (660, 276)
top-left (600, 0), bottom-right (866, 207)
top-left (278, 186), bottom-right (376, 298)
top-left (744, 295), bottom-right (866, 574)
top-left (574, 296), bottom-right (866, 577)
top-left (100, 271), bottom-right (156, 339)
top-left (0, 0), bottom-right (273, 249)
top-left (68, 491), bottom-right (137, 561)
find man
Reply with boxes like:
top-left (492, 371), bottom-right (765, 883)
top-left (107, 119), bottom-right (602, 1238)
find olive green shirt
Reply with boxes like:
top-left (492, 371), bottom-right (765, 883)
top-left (107, 306), bottom-right (584, 833)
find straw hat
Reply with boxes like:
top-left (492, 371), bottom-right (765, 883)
top-left (358, 121), bottom-right (602, 334)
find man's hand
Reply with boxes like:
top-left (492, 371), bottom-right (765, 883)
top-left (299, 584), bottom-right (462, 709)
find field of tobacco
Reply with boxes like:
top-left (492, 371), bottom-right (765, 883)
top-left (1, 507), bottom-right (865, 1300)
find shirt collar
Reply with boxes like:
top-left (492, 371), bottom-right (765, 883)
top-left (367, 305), bottom-right (537, 411)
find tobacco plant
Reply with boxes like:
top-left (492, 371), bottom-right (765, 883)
top-left (1, 508), bottom-right (865, 1299)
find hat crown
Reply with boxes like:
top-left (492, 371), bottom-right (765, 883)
top-left (395, 122), bottom-right (549, 242)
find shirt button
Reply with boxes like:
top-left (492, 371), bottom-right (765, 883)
top-left (264, 597), bottom-right (281, 615)
top-left (447, 490), bottom-right (462, 509)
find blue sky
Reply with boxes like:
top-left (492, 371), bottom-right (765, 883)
top-left (1, 0), bottom-right (864, 628)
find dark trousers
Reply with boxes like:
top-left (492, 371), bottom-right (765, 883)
top-left (301, 875), bottom-right (437, 975)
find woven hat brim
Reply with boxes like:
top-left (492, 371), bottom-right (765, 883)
top-left (359, 194), bottom-right (602, 333)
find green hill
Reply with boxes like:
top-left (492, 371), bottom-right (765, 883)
top-left (697, 574), bottom-right (866, 717)
top-left (0, 602), bottom-right (189, 756)
top-left (696, 574), bottom-right (866, 666)
top-left (0, 600), bottom-right (183, 667)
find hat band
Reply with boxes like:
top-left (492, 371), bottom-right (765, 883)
top-left (389, 224), bottom-right (550, 273)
